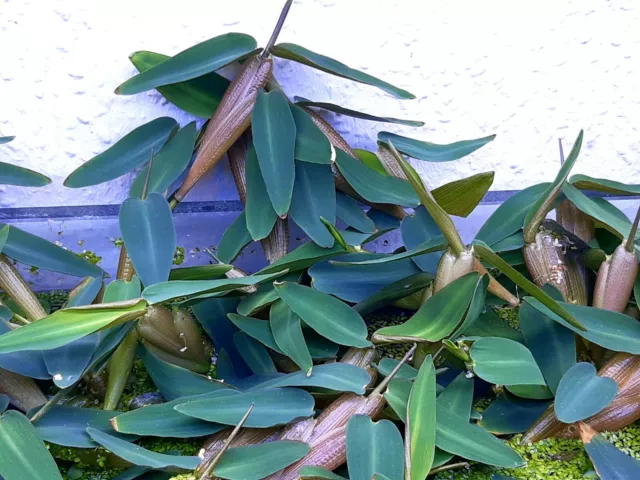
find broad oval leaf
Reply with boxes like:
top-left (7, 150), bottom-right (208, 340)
top-left (120, 192), bottom-right (176, 287)
top-left (130, 122), bottom-right (197, 198)
top-left (347, 415), bottom-right (404, 480)
top-left (252, 90), bottom-right (296, 216)
top-left (335, 148), bottom-right (418, 207)
top-left (0, 162), bottom-right (51, 187)
top-left (228, 313), bottom-right (282, 353)
top-left (87, 427), bottom-right (200, 470)
top-left (270, 299), bottom-right (313, 374)
top-left (0, 300), bottom-right (147, 354)
top-left (234, 331), bottom-right (277, 374)
top-left (437, 372), bottom-right (474, 419)
top-left (336, 192), bottom-right (375, 233)
top-left (570, 174), bottom-right (640, 196)
top-left (275, 282), bottom-right (370, 347)
top-left (129, 50), bottom-right (230, 118)
top-left (116, 33), bottom-right (257, 95)
top-left (291, 105), bottom-right (332, 164)
top-left (479, 394), bottom-right (551, 435)
top-left (290, 161), bottom-right (336, 247)
top-left (217, 211), bottom-right (253, 263)
top-left (103, 277), bottom-right (142, 303)
top-left (470, 337), bottom-right (546, 386)
top-left (271, 43), bottom-right (414, 99)
top-left (295, 97), bottom-right (423, 126)
top-left (384, 378), bottom-right (412, 422)
top-left (0, 410), bottom-right (62, 480)
top-left (431, 172), bottom-right (494, 217)
top-left (214, 441), bottom-right (311, 480)
top-left (378, 132), bottom-right (495, 162)
top-left (407, 356), bottom-right (437, 480)
top-left (245, 142), bottom-right (278, 241)
top-left (64, 117), bottom-right (177, 188)
top-left (554, 363), bottom-right (618, 423)
top-left (354, 272), bottom-right (433, 316)
top-left (44, 332), bottom-right (100, 388)
top-left (175, 387), bottom-right (314, 427)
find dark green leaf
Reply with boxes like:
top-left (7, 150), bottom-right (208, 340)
top-left (555, 363), bottom-right (618, 423)
top-left (236, 272), bottom-right (302, 316)
top-left (245, 142), bottom-right (278, 240)
top-left (214, 441), bottom-right (310, 480)
top-left (376, 359), bottom-right (419, 381)
top-left (570, 174), bottom-right (640, 196)
top-left (333, 237), bottom-right (447, 266)
top-left (271, 43), bottom-right (414, 99)
top-left (354, 272), bottom-right (433, 315)
top-left (116, 33), bottom-right (257, 95)
top-left (436, 372), bottom-right (474, 419)
top-left (0, 320), bottom-right (49, 379)
top-left (0, 136), bottom-right (15, 145)
top-left (448, 275), bottom-right (490, 339)
top-left (252, 90), bottom-right (296, 216)
top-left (64, 117), bottom-right (177, 188)
top-left (378, 132), bottom-right (495, 162)
top-left (0, 162), bottom-right (51, 187)
top-left (470, 337), bottom-right (545, 386)
top-left (87, 428), bottom-right (200, 469)
top-left (275, 282), bottom-right (370, 347)
top-left (234, 331), bottom-right (277, 374)
top-left (336, 192), bottom-right (375, 233)
top-left (130, 122), bottom-right (197, 198)
top-left (407, 356), bottom-right (437, 479)
top-left (43, 332), bottom-right (100, 388)
top-left (0, 395), bottom-right (8, 413)
top-left (461, 309), bottom-right (523, 343)
top-left (491, 232), bottom-right (525, 253)
top-left (227, 313), bottom-right (282, 353)
top-left (65, 277), bottom-right (103, 308)
top-left (120, 193), bottom-right (176, 287)
top-left (346, 415), bottom-right (403, 480)
top-left (270, 300), bottom-right (313, 374)
top-left (217, 211), bottom-right (253, 263)
top-left (479, 394), bottom-right (550, 434)
top-left (290, 161), bottom-right (336, 247)
top-left (257, 242), bottom-right (346, 275)
top-left (103, 278), bottom-right (142, 303)
top-left (401, 206), bottom-right (443, 273)
top-left (0, 410), bottom-right (62, 480)
top-left (295, 97), bottom-right (423, 126)
top-left (505, 384), bottom-right (553, 400)
top-left (291, 105), bottom-right (332, 164)
top-left (582, 431), bottom-right (640, 480)
top-left (300, 466), bottom-right (347, 480)
top-left (175, 387), bottom-right (314, 427)
top-left (335, 148), bottom-right (418, 207)
top-left (384, 379), bottom-right (412, 421)
top-left (169, 264), bottom-right (232, 281)
top-left (129, 51), bottom-right (230, 118)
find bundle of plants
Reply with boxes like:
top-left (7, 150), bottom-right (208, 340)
top-left (2, 2), bottom-right (640, 480)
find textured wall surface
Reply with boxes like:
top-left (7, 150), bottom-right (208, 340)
top-left (2, 0), bottom-right (639, 209)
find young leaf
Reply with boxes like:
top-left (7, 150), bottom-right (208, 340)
top-left (217, 211), bottom-right (253, 263)
top-left (431, 172), bottom-right (494, 217)
top-left (570, 174), bottom-right (640, 196)
top-left (290, 105), bottom-right (332, 164)
top-left (116, 33), bottom-right (257, 95)
top-left (355, 148), bottom-right (388, 175)
top-left (378, 132), bottom-right (495, 162)
top-left (270, 299), bottom-right (313, 374)
top-left (64, 117), bottom-right (177, 188)
top-left (245, 142), bottom-right (278, 240)
top-left (0, 410), bottom-right (63, 480)
top-left (234, 331), bottom-right (277, 374)
top-left (169, 264), bottom-right (232, 281)
top-left (470, 337), bottom-right (546, 386)
top-left (271, 43), bottom-right (414, 99)
top-left (407, 356), bottom-right (437, 480)
top-left (129, 51), bottom-right (230, 118)
top-left (347, 415), bottom-right (404, 480)
top-left (120, 192), bottom-right (176, 287)
top-left (295, 97), bottom-right (423, 126)
top-left (274, 282), bottom-right (370, 347)
top-left (354, 272), bottom-right (433, 316)
top-left (554, 363), bottom-right (618, 423)
top-left (580, 424), bottom-right (640, 480)
top-left (479, 394), bottom-right (551, 435)
top-left (252, 90), bottom-right (297, 216)
top-left (0, 162), bottom-right (51, 187)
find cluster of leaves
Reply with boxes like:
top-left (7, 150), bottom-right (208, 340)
top-left (2, 2), bottom-right (640, 480)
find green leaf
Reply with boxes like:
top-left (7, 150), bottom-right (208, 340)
top-left (407, 356), bottom-right (437, 480)
top-left (64, 117), bottom-right (177, 188)
top-left (437, 372), bottom-right (474, 419)
top-left (245, 143), bottom-right (278, 241)
top-left (401, 206), bottom-right (444, 273)
top-left (378, 132), bottom-right (495, 162)
top-left (295, 97), bottom-right (423, 126)
top-left (336, 192), bottom-right (375, 233)
top-left (140, 344), bottom-right (227, 400)
top-left (354, 272), bottom-right (433, 316)
top-left (376, 359), bottom-right (419, 381)
top-left (462, 309), bottom-right (524, 343)
top-left (116, 33), bottom-right (257, 95)
top-left (214, 441), bottom-right (311, 480)
top-left (346, 415), bottom-right (403, 480)
top-left (0, 300), bottom-right (146, 354)
top-left (470, 337), bottom-right (545, 386)
top-left (290, 105), bottom-right (332, 164)
top-left (335, 148), bottom-right (419, 207)
top-left (431, 172), bottom-right (494, 217)
top-left (290, 161), bottom-right (336, 247)
top-left (65, 276), bottom-right (103, 308)
top-left (169, 264), bottom-right (232, 281)
top-left (524, 297), bottom-right (640, 354)
top-left (570, 174), bottom-right (640, 196)
top-left (448, 275), bottom-right (490, 339)
top-left (129, 50), bottom-right (230, 118)
top-left (0, 136), bottom-right (15, 144)
top-left (142, 271), bottom-right (286, 304)
top-left (271, 43), bottom-right (414, 99)
top-left (233, 331), bottom-right (277, 374)
top-left (252, 90), bottom-right (297, 216)
top-left (130, 122), bottom-right (197, 198)
top-left (333, 237), bottom-right (447, 266)
top-left (103, 278), bottom-right (142, 303)
top-left (257, 242), bottom-right (346, 275)
top-left (275, 282), bottom-right (370, 347)
top-left (112, 391), bottom-right (235, 438)
top-left (479, 394), bottom-right (550, 434)
top-left (120, 193), bottom-right (176, 287)
top-left (505, 384), bottom-right (553, 400)
top-left (43, 332), bottom-right (100, 388)
top-left (217, 211), bottom-right (253, 263)
top-left (472, 240), bottom-right (585, 331)
top-left (384, 379), bottom-right (412, 422)
top-left (373, 272), bottom-right (479, 344)
top-left (491, 232), bottom-right (525, 253)
top-left (236, 272), bottom-right (301, 316)
top-left (582, 431), bottom-right (640, 480)
top-left (474, 183), bottom-right (550, 247)
top-left (355, 148), bottom-right (387, 175)
top-left (270, 300), bottom-right (313, 374)
top-left (249, 362), bottom-right (369, 394)
top-left (300, 466), bottom-right (347, 480)
top-left (519, 298), bottom-right (575, 395)
top-left (227, 313), bottom-right (282, 353)
top-left (0, 162), bottom-right (51, 187)
top-left (554, 362), bottom-right (618, 423)
top-left (436, 407), bottom-right (524, 468)
top-left (0, 319), bottom-right (49, 379)
top-left (0, 395), bottom-right (8, 413)
top-left (175, 387), bottom-right (314, 427)
top-left (0, 225), bottom-right (103, 278)
top-left (0, 410), bottom-right (62, 480)
top-left (87, 428), bottom-right (200, 469)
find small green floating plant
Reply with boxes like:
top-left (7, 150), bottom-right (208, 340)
top-left (2, 1), bottom-right (640, 480)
